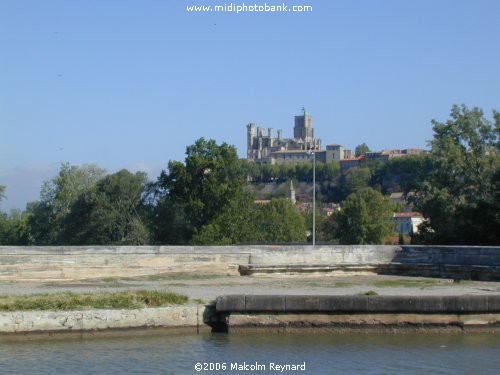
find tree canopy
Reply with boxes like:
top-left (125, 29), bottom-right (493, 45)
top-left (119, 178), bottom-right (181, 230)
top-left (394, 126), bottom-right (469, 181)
top-left (355, 143), bottom-right (371, 157)
top-left (0, 209), bottom-right (31, 245)
top-left (27, 163), bottom-right (106, 245)
top-left (324, 188), bottom-right (394, 244)
top-left (154, 138), bottom-right (248, 241)
top-left (414, 105), bottom-right (499, 244)
top-left (372, 154), bottom-right (433, 194)
top-left (192, 197), bottom-right (307, 245)
top-left (61, 169), bottom-right (150, 245)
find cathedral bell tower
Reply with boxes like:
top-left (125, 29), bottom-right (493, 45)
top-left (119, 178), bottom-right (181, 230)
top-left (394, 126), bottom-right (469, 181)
top-left (294, 107), bottom-right (314, 145)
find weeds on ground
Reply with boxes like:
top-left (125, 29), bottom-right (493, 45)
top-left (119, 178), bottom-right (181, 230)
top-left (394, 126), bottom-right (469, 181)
top-left (359, 290), bottom-right (378, 296)
top-left (0, 290), bottom-right (188, 311)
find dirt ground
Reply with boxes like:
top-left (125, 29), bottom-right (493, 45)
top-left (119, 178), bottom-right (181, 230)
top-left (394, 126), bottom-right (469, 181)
top-left (1, 273), bottom-right (499, 303)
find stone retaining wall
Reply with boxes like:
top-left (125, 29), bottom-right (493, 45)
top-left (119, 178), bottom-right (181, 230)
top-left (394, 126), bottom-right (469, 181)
top-left (0, 246), bottom-right (253, 281)
top-left (216, 295), bottom-right (500, 313)
top-left (2, 295), bottom-right (500, 337)
top-left (394, 246), bottom-right (500, 266)
top-left (0, 305), bottom-right (207, 335)
top-left (0, 245), bottom-right (498, 281)
top-left (216, 295), bottom-right (500, 332)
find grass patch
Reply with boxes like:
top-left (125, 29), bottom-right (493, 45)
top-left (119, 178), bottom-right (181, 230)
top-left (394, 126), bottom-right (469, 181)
top-left (374, 279), bottom-right (443, 288)
top-left (452, 279), bottom-right (474, 285)
top-left (359, 290), bottom-right (378, 296)
top-left (0, 290), bottom-right (188, 311)
top-left (99, 277), bottom-right (121, 283)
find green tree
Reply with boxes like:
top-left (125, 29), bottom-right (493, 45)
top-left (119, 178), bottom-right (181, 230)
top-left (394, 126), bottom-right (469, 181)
top-left (0, 209), bottom-right (32, 245)
top-left (27, 163), bottom-right (105, 244)
top-left (62, 169), bottom-right (150, 245)
top-left (414, 105), bottom-right (499, 244)
top-left (241, 160), bottom-right (260, 182)
top-left (302, 206), bottom-right (328, 243)
top-left (295, 162), bottom-right (313, 182)
top-left (355, 143), bottom-right (371, 157)
top-left (326, 188), bottom-right (394, 244)
top-left (148, 196), bottom-right (191, 245)
top-left (315, 161), bottom-right (340, 182)
top-left (155, 138), bottom-right (247, 242)
top-left (277, 164), bottom-right (295, 183)
top-left (252, 199), bottom-right (307, 243)
top-left (191, 191), bottom-right (255, 245)
top-left (372, 154), bottom-right (433, 194)
top-left (193, 197), bottom-right (307, 245)
top-left (339, 167), bottom-right (371, 199)
top-left (319, 211), bottom-right (340, 243)
top-left (260, 163), bottom-right (279, 182)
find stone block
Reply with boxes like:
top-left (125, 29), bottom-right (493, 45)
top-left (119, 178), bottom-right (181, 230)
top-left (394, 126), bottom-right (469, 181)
top-left (414, 296), bottom-right (445, 313)
top-left (319, 296), bottom-right (368, 312)
top-left (366, 296), bottom-right (419, 313)
top-left (285, 296), bottom-right (320, 312)
top-left (245, 295), bottom-right (285, 312)
top-left (487, 295), bottom-right (500, 312)
top-left (216, 295), bottom-right (245, 312)
top-left (440, 295), bottom-right (488, 313)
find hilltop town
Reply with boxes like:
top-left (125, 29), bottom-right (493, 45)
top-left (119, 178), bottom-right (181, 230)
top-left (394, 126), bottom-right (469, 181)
top-left (245, 110), bottom-right (427, 241)
top-left (246, 109), bottom-right (426, 171)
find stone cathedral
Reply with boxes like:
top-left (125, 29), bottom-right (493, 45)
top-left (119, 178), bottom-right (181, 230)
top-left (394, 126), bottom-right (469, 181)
top-left (246, 109), bottom-right (347, 165)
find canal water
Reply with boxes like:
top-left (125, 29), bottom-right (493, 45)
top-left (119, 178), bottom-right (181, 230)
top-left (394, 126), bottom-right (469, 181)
top-left (0, 332), bottom-right (499, 374)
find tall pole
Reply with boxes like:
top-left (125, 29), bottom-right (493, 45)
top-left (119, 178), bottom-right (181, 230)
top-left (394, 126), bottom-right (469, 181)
top-left (312, 151), bottom-right (316, 246)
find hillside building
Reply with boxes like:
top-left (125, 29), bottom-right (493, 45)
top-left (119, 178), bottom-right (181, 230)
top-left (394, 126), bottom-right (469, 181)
top-left (246, 109), bottom-right (425, 168)
top-left (246, 109), bottom-right (351, 165)
top-left (392, 212), bottom-right (424, 235)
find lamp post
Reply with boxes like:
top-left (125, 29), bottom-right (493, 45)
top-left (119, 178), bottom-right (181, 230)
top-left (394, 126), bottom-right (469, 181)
top-left (308, 150), bottom-right (316, 246)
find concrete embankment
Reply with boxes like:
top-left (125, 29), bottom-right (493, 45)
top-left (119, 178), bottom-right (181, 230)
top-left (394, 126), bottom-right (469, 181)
top-left (0, 305), bottom-right (217, 340)
top-left (0, 245), bottom-right (499, 281)
top-left (216, 295), bottom-right (500, 332)
top-left (1, 295), bottom-right (500, 338)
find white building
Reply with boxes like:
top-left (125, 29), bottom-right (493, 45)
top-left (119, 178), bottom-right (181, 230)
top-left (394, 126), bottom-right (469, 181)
top-left (392, 212), bottom-right (424, 235)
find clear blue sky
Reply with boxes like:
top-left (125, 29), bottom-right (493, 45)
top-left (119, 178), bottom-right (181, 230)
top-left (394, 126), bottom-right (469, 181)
top-left (1, 0), bottom-right (499, 210)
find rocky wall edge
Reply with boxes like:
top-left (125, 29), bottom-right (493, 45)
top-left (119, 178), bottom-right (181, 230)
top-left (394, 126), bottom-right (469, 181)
top-left (0, 305), bottom-right (215, 334)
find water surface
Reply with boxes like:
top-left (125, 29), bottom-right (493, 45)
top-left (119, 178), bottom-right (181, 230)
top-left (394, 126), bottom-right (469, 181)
top-left (0, 332), bottom-right (499, 374)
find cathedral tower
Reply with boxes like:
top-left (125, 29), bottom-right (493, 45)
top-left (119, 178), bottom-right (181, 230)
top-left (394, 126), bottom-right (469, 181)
top-left (294, 108), bottom-right (314, 144)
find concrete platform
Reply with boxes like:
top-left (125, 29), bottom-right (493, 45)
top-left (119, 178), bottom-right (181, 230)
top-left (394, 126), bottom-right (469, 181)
top-left (216, 294), bottom-right (500, 313)
top-left (216, 295), bottom-right (500, 332)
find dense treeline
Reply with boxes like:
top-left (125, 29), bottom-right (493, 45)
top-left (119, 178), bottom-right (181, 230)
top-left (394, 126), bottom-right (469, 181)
top-left (0, 105), bottom-right (498, 245)
top-left (412, 105), bottom-right (499, 245)
top-left (246, 153), bottom-right (434, 203)
top-left (245, 161), bottom-right (340, 183)
top-left (0, 139), bottom-right (306, 246)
